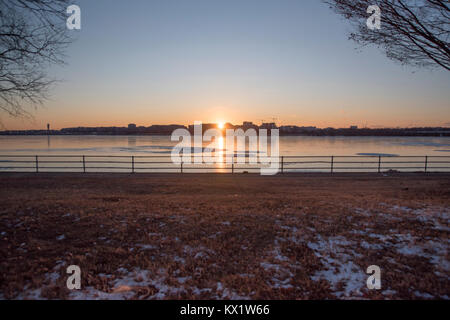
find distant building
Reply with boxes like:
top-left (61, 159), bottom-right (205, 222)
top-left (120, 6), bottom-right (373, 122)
top-left (280, 126), bottom-right (317, 134)
top-left (128, 123), bottom-right (137, 130)
top-left (350, 125), bottom-right (358, 130)
top-left (188, 123), bottom-right (217, 134)
top-left (260, 122), bottom-right (277, 130)
top-left (300, 126), bottom-right (317, 132)
top-left (241, 121), bottom-right (258, 131)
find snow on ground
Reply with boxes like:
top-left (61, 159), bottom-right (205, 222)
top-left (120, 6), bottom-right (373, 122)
top-left (272, 218), bottom-right (371, 298)
top-left (16, 263), bottom-right (251, 300)
top-left (183, 245), bottom-right (215, 259)
top-left (375, 204), bottom-right (449, 275)
top-left (307, 235), bottom-right (366, 298)
top-left (9, 203), bottom-right (449, 300)
top-left (273, 204), bottom-right (449, 299)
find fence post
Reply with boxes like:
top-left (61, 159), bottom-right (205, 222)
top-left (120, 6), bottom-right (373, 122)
top-left (82, 155), bottom-right (86, 173)
top-left (378, 156), bottom-right (381, 173)
top-left (131, 156), bottom-right (135, 174)
top-left (330, 156), bottom-right (334, 174)
top-left (281, 156), bottom-right (284, 174)
top-left (35, 155), bottom-right (39, 173)
top-left (424, 156), bottom-right (428, 173)
top-left (231, 155), bottom-right (234, 174)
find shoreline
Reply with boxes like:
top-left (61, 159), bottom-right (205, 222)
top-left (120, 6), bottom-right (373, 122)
top-left (1, 172), bottom-right (450, 177)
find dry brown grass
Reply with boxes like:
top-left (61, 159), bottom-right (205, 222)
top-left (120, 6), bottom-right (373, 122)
top-left (0, 173), bottom-right (448, 300)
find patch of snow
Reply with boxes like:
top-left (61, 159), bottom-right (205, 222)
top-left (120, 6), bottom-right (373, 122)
top-left (414, 291), bottom-right (434, 299)
top-left (173, 256), bottom-right (186, 264)
top-left (382, 289), bottom-right (397, 296)
top-left (260, 262), bottom-right (281, 272)
top-left (136, 244), bottom-right (157, 250)
top-left (215, 282), bottom-right (250, 300)
top-left (176, 276), bottom-right (191, 284)
top-left (354, 208), bottom-right (371, 217)
top-left (184, 245), bottom-right (214, 259)
top-left (148, 232), bottom-right (160, 236)
top-left (308, 235), bottom-right (366, 298)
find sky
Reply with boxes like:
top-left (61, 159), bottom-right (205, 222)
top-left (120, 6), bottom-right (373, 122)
top-left (3, 0), bottom-right (450, 130)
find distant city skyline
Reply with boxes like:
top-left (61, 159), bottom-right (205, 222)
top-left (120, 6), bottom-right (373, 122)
top-left (3, 120), bottom-right (450, 133)
top-left (53, 121), bottom-right (450, 130)
top-left (1, 0), bottom-right (449, 130)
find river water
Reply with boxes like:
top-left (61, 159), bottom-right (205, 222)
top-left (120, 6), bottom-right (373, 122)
top-left (0, 135), bottom-right (449, 172)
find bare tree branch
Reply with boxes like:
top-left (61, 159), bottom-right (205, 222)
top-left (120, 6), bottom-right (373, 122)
top-left (324, 0), bottom-right (450, 71)
top-left (0, 0), bottom-right (73, 117)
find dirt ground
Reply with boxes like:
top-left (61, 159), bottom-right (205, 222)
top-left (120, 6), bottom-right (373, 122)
top-left (0, 172), bottom-right (449, 300)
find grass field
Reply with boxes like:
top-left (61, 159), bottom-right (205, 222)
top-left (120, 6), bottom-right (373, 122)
top-left (0, 173), bottom-right (449, 299)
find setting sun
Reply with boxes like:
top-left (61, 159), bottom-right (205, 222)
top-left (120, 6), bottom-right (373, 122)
top-left (218, 122), bottom-right (225, 129)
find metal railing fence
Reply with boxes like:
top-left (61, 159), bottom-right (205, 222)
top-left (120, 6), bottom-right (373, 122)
top-left (0, 154), bottom-right (449, 173)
